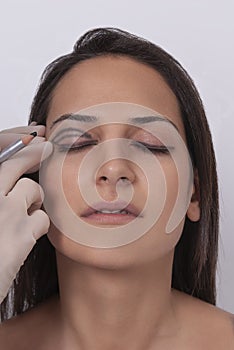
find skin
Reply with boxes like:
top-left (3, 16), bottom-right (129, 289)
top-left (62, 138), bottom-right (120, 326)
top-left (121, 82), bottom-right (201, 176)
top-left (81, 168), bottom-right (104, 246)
top-left (44, 55), bottom-right (200, 349)
top-left (1, 55), bottom-right (234, 349)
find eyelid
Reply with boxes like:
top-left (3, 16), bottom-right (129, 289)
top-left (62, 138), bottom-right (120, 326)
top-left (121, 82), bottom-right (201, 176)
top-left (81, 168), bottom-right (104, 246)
top-left (52, 133), bottom-right (92, 145)
top-left (51, 129), bottom-right (173, 151)
top-left (131, 129), bottom-right (167, 145)
top-left (130, 140), bottom-right (169, 149)
top-left (130, 138), bottom-right (166, 147)
top-left (56, 140), bottom-right (98, 153)
top-left (51, 128), bottom-right (92, 144)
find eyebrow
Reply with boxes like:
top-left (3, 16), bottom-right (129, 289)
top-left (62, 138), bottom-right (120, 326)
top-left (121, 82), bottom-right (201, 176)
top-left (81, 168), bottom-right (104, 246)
top-left (49, 113), bottom-right (179, 132)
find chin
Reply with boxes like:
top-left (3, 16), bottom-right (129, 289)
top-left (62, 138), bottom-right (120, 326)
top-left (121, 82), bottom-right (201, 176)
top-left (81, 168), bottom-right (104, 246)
top-left (47, 226), bottom-right (143, 271)
top-left (46, 218), bottom-right (183, 271)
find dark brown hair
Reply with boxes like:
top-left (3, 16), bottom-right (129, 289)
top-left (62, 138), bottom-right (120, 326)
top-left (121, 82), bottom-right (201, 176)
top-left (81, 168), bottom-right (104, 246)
top-left (0, 27), bottom-right (219, 322)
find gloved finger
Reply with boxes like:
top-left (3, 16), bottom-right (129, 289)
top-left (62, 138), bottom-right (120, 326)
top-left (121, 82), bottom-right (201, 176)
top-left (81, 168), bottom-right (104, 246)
top-left (0, 125), bottom-right (46, 149)
top-left (0, 135), bottom-right (46, 150)
top-left (0, 124), bottom-right (45, 135)
top-left (24, 137), bottom-right (52, 173)
top-left (27, 201), bottom-right (43, 215)
top-left (0, 141), bottom-right (53, 195)
top-left (7, 177), bottom-right (45, 210)
top-left (0, 124), bottom-right (45, 133)
top-left (28, 209), bottom-right (51, 240)
top-left (5, 136), bottom-right (51, 174)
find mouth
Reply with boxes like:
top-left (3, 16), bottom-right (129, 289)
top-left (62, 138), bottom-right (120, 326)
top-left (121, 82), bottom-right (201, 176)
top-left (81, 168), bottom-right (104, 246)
top-left (80, 201), bottom-right (142, 225)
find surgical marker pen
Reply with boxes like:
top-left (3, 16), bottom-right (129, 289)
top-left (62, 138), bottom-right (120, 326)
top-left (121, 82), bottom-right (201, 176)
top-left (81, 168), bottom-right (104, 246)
top-left (0, 132), bottom-right (37, 164)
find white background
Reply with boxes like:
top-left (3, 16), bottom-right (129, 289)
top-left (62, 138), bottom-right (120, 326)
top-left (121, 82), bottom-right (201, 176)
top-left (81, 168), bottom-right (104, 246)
top-left (0, 0), bottom-right (233, 312)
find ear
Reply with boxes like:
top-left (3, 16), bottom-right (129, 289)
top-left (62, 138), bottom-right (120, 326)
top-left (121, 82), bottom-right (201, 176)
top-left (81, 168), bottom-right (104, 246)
top-left (186, 168), bottom-right (200, 222)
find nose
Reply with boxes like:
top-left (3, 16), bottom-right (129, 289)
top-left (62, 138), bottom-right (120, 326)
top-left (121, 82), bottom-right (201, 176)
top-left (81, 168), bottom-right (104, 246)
top-left (96, 159), bottom-right (136, 187)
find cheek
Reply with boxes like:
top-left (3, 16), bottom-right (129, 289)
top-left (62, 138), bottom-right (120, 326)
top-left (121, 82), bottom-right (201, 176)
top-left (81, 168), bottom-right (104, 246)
top-left (61, 158), bottom-right (82, 211)
top-left (136, 159), bottom-right (183, 252)
top-left (137, 179), bottom-right (184, 262)
top-left (142, 158), bottom-right (189, 256)
top-left (162, 161), bottom-right (179, 217)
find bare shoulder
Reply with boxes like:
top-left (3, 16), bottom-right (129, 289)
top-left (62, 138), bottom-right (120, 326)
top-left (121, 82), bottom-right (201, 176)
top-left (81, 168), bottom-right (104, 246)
top-left (0, 295), bottom-right (60, 350)
top-left (172, 289), bottom-right (234, 349)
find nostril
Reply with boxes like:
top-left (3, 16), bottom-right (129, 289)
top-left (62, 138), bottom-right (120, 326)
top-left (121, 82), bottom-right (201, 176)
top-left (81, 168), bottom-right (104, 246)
top-left (100, 176), bottom-right (108, 182)
top-left (120, 177), bottom-right (129, 182)
top-left (98, 175), bottom-right (130, 184)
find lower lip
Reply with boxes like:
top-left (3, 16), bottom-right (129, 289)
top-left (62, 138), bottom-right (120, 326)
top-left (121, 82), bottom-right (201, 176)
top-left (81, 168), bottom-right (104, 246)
top-left (81, 212), bottom-right (138, 224)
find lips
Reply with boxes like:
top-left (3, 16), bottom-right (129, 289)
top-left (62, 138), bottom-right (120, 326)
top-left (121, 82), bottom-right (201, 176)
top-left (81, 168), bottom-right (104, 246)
top-left (81, 200), bottom-right (142, 218)
top-left (80, 200), bottom-right (142, 225)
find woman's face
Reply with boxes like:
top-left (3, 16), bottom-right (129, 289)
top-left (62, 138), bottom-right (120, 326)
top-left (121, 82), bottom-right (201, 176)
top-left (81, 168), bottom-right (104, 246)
top-left (42, 55), bottom-right (199, 268)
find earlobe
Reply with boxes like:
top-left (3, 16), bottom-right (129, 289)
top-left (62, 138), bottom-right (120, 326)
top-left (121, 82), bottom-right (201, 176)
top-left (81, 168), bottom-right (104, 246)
top-left (186, 169), bottom-right (200, 222)
top-left (187, 201), bottom-right (200, 222)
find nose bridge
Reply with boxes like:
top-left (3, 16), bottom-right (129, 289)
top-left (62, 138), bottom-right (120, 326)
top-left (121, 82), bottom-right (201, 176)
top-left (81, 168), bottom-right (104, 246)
top-left (102, 137), bottom-right (128, 161)
top-left (95, 123), bottom-right (136, 185)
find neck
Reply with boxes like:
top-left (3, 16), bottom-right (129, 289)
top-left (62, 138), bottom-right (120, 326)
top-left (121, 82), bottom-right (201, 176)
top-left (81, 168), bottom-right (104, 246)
top-left (55, 250), bottom-right (180, 350)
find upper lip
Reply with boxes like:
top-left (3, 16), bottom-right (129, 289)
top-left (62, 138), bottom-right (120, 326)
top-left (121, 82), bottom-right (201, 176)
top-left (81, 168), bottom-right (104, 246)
top-left (81, 200), bottom-right (142, 217)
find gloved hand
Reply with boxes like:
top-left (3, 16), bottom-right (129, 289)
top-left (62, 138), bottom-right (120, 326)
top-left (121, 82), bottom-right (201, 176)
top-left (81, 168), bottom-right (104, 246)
top-left (0, 123), bottom-right (53, 303)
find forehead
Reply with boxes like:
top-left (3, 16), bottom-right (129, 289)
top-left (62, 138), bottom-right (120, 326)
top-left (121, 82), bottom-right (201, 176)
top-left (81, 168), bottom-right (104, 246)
top-left (47, 55), bottom-right (185, 139)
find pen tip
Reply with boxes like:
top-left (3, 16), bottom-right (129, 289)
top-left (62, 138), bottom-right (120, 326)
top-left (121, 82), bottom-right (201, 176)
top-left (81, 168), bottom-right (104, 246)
top-left (30, 131), bottom-right (37, 137)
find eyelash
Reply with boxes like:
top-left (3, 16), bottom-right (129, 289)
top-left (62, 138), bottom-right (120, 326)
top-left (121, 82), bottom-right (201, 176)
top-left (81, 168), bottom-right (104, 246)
top-left (57, 141), bottom-right (97, 152)
top-left (56, 140), bottom-right (171, 155)
top-left (132, 142), bottom-right (170, 154)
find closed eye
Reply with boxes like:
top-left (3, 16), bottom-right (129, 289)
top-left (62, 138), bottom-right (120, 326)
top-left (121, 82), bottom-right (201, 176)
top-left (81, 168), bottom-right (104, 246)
top-left (131, 141), bottom-right (174, 155)
top-left (54, 140), bottom-right (174, 155)
top-left (56, 140), bottom-right (98, 152)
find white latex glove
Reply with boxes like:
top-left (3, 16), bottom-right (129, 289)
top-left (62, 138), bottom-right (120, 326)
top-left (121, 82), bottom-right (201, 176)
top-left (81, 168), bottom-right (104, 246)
top-left (0, 123), bottom-right (53, 303)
